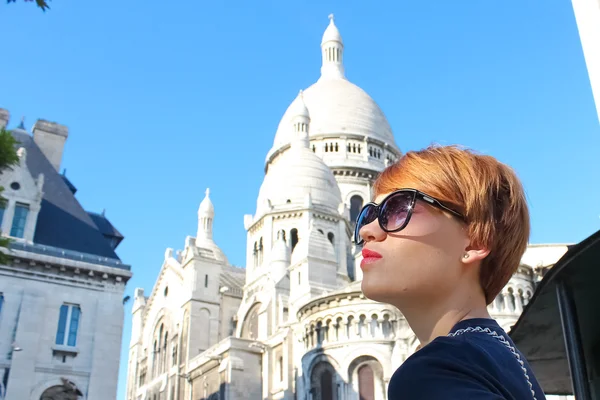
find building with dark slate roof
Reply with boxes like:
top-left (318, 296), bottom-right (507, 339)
top-left (0, 109), bottom-right (132, 400)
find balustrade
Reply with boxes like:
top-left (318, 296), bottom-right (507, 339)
top-left (487, 285), bottom-right (533, 316)
top-left (301, 311), bottom-right (398, 350)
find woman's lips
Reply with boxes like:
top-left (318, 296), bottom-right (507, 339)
top-left (361, 248), bottom-right (382, 269)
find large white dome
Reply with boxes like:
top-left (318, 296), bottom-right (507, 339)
top-left (272, 78), bottom-right (395, 149)
top-left (268, 14), bottom-right (398, 158)
top-left (256, 145), bottom-right (342, 216)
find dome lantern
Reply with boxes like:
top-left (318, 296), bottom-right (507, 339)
top-left (290, 90), bottom-right (310, 149)
top-left (320, 14), bottom-right (345, 80)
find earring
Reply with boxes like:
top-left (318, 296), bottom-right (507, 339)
top-left (463, 254), bottom-right (469, 259)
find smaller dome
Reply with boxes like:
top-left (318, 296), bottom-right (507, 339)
top-left (289, 90), bottom-right (309, 119)
top-left (256, 89), bottom-right (342, 216)
top-left (291, 225), bottom-right (336, 266)
top-left (270, 231), bottom-right (290, 264)
top-left (322, 14), bottom-right (342, 44)
top-left (195, 188), bottom-right (227, 263)
top-left (195, 241), bottom-right (228, 264)
top-left (199, 188), bottom-right (214, 216)
top-left (256, 146), bottom-right (342, 215)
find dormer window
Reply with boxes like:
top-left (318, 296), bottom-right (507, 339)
top-left (10, 203), bottom-right (29, 238)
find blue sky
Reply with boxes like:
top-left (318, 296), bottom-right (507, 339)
top-left (2, 0), bottom-right (599, 399)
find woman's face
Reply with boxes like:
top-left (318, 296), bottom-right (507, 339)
top-left (358, 192), bottom-right (471, 307)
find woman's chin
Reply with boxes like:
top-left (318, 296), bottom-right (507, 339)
top-left (361, 278), bottom-right (393, 303)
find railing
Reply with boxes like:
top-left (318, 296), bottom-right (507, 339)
top-left (302, 311), bottom-right (398, 350)
top-left (8, 241), bottom-right (131, 270)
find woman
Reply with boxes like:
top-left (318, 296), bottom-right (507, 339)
top-left (356, 145), bottom-right (544, 399)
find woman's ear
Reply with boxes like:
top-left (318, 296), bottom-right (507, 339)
top-left (461, 244), bottom-right (490, 265)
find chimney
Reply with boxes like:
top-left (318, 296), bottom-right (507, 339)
top-left (0, 109), bottom-right (9, 130)
top-left (32, 119), bottom-right (69, 172)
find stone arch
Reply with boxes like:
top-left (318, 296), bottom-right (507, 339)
top-left (241, 302), bottom-right (262, 339)
top-left (342, 347), bottom-right (394, 381)
top-left (31, 378), bottom-right (85, 400)
top-left (348, 355), bottom-right (385, 400)
top-left (308, 355), bottom-right (341, 400)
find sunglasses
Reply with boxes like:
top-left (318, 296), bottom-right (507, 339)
top-left (353, 189), bottom-right (465, 245)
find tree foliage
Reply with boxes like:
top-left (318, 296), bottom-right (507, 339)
top-left (0, 127), bottom-right (21, 263)
top-left (6, 0), bottom-right (50, 11)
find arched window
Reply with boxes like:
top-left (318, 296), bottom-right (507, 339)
top-left (241, 303), bottom-right (261, 339)
top-left (311, 362), bottom-right (336, 400)
top-left (253, 242), bottom-right (258, 267)
top-left (349, 195), bottom-right (364, 226)
top-left (358, 365), bottom-right (375, 400)
top-left (495, 293), bottom-right (504, 311)
top-left (162, 331), bottom-right (168, 373)
top-left (507, 287), bottom-right (516, 311)
top-left (152, 340), bottom-right (158, 377)
top-left (290, 228), bottom-right (299, 252)
top-left (327, 232), bottom-right (335, 246)
top-left (181, 312), bottom-right (189, 365)
top-left (198, 308), bottom-right (211, 351)
top-left (153, 323), bottom-right (164, 376)
top-left (518, 288), bottom-right (525, 308)
top-left (40, 382), bottom-right (83, 400)
top-left (172, 338), bottom-right (178, 366)
top-left (349, 357), bottom-right (383, 400)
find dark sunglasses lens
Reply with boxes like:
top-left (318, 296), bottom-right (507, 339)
top-left (380, 192), bottom-right (413, 231)
top-left (354, 205), bottom-right (378, 244)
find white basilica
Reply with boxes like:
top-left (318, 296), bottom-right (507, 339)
top-left (126, 16), bottom-right (571, 400)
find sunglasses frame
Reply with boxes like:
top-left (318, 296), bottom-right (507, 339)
top-left (354, 189), bottom-right (465, 245)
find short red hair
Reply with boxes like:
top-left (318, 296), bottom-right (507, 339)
top-left (373, 145), bottom-right (530, 304)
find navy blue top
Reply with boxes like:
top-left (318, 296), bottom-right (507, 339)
top-left (388, 318), bottom-right (545, 399)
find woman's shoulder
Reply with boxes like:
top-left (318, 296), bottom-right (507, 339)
top-left (388, 335), bottom-right (509, 399)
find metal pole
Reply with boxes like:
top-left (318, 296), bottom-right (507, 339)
top-left (555, 280), bottom-right (592, 400)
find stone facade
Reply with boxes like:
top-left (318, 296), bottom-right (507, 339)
top-left (126, 16), bottom-right (573, 400)
top-left (0, 112), bottom-right (131, 400)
